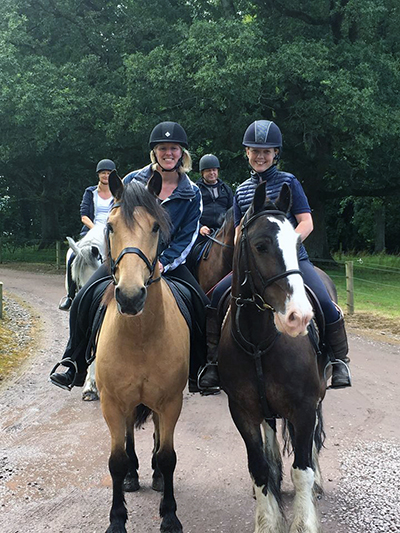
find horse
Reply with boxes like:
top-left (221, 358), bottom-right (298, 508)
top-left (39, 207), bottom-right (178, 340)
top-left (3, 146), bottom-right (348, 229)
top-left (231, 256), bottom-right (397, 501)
top-left (95, 170), bottom-right (190, 533)
top-left (65, 224), bottom-right (107, 402)
top-left (196, 208), bottom-right (235, 294)
top-left (218, 182), bottom-right (329, 533)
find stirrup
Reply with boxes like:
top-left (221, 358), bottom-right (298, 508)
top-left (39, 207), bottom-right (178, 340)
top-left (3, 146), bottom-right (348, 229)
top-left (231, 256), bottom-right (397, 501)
top-left (49, 358), bottom-right (78, 391)
top-left (327, 360), bottom-right (352, 389)
top-left (197, 363), bottom-right (221, 396)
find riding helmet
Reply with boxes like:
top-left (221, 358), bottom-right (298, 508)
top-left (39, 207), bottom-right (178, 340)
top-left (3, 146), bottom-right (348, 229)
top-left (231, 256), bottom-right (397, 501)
top-left (96, 159), bottom-right (116, 173)
top-left (242, 120), bottom-right (282, 150)
top-left (149, 121), bottom-right (188, 150)
top-left (199, 154), bottom-right (220, 172)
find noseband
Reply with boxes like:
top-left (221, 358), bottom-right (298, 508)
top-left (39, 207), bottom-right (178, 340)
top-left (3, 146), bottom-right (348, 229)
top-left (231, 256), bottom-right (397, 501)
top-left (106, 202), bottom-right (161, 287)
top-left (235, 210), bottom-right (302, 312)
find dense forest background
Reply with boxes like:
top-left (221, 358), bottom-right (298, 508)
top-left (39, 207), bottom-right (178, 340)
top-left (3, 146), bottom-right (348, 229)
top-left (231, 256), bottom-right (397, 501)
top-left (0, 0), bottom-right (399, 257)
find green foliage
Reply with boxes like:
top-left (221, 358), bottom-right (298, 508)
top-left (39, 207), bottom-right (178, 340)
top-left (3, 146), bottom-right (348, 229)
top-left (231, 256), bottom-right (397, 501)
top-left (0, 0), bottom-right (399, 254)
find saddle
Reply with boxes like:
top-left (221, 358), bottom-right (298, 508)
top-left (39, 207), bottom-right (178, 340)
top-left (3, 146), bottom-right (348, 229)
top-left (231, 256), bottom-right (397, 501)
top-left (83, 274), bottom-right (207, 388)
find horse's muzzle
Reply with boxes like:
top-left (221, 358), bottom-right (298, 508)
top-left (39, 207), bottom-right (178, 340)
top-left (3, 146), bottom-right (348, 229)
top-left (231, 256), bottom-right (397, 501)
top-left (115, 286), bottom-right (147, 315)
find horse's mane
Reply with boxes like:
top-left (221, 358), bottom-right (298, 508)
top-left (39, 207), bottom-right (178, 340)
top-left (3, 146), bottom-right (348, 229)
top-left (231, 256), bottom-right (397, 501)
top-left (120, 181), bottom-right (171, 241)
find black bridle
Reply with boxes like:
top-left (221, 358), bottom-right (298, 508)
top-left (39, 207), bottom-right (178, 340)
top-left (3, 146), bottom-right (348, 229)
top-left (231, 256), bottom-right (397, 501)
top-left (106, 202), bottom-right (161, 287)
top-left (231, 209), bottom-right (303, 421)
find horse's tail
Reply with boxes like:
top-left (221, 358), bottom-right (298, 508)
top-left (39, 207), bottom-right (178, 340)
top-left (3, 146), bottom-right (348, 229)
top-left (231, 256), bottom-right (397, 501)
top-left (134, 404), bottom-right (152, 429)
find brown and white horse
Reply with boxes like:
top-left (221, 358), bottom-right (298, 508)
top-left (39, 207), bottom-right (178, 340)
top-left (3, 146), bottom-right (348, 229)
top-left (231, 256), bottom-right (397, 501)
top-left (219, 183), bottom-right (327, 533)
top-left (95, 171), bottom-right (189, 533)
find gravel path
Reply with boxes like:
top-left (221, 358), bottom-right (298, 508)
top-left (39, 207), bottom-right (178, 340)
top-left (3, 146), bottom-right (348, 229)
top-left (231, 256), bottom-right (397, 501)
top-left (0, 266), bottom-right (399, 532)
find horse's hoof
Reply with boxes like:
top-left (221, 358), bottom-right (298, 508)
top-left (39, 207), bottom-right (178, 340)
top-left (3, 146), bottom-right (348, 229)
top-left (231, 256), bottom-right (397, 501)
top-left (123, 476), bottom-right (140, 492)
top-left (160, 515), bottom-right (182, 533)
top-left (106, 524), bottom-right (127, 533)
top-left (152, 475), bottom-right (164, 492)
top-left (82, 390), bottom-right (99, 402)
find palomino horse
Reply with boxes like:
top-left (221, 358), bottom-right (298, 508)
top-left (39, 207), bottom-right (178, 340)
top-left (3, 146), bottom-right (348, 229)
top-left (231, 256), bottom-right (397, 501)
top-left (65, 225), bottom-right (106, 401)
top-left (95, 171), bottom-right (190, 533)
top-left (219, 183), bottom-right (328, 533)
top-left (196, 208), bottom-right (235, 294)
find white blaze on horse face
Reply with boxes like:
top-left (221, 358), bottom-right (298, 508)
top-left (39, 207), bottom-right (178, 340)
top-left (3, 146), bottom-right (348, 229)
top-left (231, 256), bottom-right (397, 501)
top-left (272, 217), bottom-right (313, 337)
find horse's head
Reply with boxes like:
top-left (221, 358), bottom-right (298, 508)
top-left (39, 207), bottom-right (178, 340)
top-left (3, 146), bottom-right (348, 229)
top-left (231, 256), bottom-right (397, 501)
top-left (236, 183), bottom-right (313, 337)
top-left (107, 170), bottom-right (170, 315)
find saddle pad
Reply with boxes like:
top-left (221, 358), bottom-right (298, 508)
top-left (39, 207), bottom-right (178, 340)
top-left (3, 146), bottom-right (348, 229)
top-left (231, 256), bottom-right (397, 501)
top-left (164, 278), bottom-right (193, 331)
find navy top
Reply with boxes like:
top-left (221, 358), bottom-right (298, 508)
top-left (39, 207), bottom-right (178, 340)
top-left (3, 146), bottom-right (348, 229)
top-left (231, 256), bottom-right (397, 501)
top-left (233, 165), bottom-right (311, 260)
top-left (123, 164), bottom-right (202, 272)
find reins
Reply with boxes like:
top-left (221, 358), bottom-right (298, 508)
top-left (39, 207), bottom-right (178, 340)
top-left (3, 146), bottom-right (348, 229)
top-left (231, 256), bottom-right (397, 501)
top-left (206, 231), bottom-right (234, 249)
top-left (106, 201), bottom-right (161, 287)
top-left (231, 209), bottom-right (303, 421)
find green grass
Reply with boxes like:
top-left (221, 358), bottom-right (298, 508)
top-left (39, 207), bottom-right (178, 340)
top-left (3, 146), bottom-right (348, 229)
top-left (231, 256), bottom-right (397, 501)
top-left (0, 243), bottom-right (68, 264)
top-left (315, 253), bottom-right (400, 320)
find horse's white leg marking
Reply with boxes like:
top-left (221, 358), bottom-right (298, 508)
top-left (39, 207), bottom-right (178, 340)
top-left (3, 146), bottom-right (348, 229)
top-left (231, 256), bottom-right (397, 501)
top-left (253, 484), bottom-right (286, 533)
top-left (290, 466), bottom-right (321, 533)
top-left (82, 361), bottom-right (99, 401)
top-left (261, 421), bottom-right (282, 487)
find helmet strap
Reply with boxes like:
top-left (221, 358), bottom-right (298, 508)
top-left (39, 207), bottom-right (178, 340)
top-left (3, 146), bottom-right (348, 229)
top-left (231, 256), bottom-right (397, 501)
top-left (154, 153), bottom-right (183, 173)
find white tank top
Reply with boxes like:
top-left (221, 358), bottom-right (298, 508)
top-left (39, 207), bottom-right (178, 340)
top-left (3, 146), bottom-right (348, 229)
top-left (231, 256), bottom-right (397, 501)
top-left (94, 191), bottom-right (113, 226)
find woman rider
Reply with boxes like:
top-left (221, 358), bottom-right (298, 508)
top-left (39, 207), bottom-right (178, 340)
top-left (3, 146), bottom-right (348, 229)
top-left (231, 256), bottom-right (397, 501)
top-left (50, 122), bottom-right (209, 392)
top-left (59, 158), bottom-right (116, 311)
top-left (199, 120), bottom-right (351, 390)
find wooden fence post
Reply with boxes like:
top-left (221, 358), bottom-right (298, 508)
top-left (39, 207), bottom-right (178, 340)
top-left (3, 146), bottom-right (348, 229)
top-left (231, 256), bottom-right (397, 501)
top-left (56, 241), bottom-right (61, 270)
top-left (0, 281), bottom-right (3, 319)
top-left (345, 261), bottom-right (354, 315)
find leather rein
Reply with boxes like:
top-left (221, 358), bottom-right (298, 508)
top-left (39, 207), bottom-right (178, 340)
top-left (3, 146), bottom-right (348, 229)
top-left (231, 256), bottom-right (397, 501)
top-left (106, 201), bottom-right (161, 287)
top-left (231, 209), bottom-right (303, 421)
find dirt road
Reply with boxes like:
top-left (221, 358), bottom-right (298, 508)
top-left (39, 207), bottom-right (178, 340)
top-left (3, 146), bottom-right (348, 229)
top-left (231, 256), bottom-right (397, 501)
top-left (0, 266), bottom-right (399, 533)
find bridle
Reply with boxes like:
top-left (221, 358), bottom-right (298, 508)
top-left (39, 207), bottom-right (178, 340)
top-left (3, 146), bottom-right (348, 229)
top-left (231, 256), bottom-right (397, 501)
top-left (231, 209), bottom-right (303, 421)
top-left (233, 209), bottom-right (302, 313)
top-left (106, 202), bottom-right (161, 287)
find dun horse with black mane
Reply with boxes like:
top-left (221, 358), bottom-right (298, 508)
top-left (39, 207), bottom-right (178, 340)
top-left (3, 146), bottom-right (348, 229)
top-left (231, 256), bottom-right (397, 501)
top-left (219, 183), bottom-right (329, 533)
top-left (95, 171), bottom-right (189, 533)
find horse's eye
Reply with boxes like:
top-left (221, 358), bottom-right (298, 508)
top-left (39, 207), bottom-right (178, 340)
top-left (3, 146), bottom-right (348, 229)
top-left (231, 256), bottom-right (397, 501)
top-left (107, 223), bottom-right (114, 234)
top-left (152, 222), bottom-right (160, 233)
top-left (255, 244), bottom-right (268, 253)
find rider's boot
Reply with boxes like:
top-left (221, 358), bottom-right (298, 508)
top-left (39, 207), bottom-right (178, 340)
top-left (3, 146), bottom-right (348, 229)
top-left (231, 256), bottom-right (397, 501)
top-left (198, 306), bottom-right (220, 394)
top-left (325, 310), bottom-right (351, 389)
top-left (58, 258), bottom-right (77, 311)
top-left (50, 300), bottom-right (89, 390)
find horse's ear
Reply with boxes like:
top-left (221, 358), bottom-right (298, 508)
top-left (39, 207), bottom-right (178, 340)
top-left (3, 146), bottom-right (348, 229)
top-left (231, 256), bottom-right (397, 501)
top-left (147, 170), bottom-right (162, 197)
top-left (275, 183), bottom-right (292, 214)
top-left (252, 182), bottom-right (267, 214)
top-left (109, 169), bottom-right (124, 200)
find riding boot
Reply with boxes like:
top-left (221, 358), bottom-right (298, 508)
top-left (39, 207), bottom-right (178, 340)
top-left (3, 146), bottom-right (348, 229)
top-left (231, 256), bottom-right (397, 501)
top-left (59, 260), bottom-right (77, 311)
top-left (49, 336), bottom-right (88, 391)
top-left (325, 312), bottom-right (351, 389)
top-left (198, 306), bottom-right (220, 393)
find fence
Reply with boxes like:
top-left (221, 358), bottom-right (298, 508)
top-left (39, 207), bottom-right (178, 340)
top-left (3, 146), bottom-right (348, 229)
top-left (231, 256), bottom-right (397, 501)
top-left (312, 258), bottom-right (400, 317)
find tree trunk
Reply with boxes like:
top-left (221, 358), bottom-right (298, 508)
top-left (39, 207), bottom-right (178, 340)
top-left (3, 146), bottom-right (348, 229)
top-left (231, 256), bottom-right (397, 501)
top-left (39, 165), bottom-right (60, 247)
top-left (374, 202), bottom-right (385, 253)
top-left (303, 196), bottom-right (332, 259)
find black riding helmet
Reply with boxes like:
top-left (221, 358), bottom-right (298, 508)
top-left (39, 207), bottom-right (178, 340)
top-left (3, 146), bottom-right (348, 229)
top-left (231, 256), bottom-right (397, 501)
top-left (243, 120), bottom-right (282, 151)
top-left (149, 121), bottom-right (188, 150)
top-left (96, 159), bottom-right (116, 173)
top-left (199, 154), bottom-right (220, 172)
top-left (149, 121), bottom-right (188, 172)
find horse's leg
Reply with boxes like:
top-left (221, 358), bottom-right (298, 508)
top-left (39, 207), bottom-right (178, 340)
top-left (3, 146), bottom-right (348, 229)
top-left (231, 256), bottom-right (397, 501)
top-left (228, 399), bottom-right (286, 533)
top-left (101, 397), bottom-right (129, 533)
top-left (157, 395), bottom-right (183, 533)
top-left (289, 410), bottom-right (321, 533)
top-left (312, 405), bottom-right (324, 497)
top-left (82, 361), bottom-right (99, 401)
top-left (261, 420), bottom-right (282, 490)
top-left (123, 413), bottom-right (140, 492)
top-left (151, 413), bottom-right (164, 492)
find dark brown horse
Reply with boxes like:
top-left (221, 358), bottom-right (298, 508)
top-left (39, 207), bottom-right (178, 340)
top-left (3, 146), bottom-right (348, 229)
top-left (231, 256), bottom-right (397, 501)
top-left (219, 183), bottom-right (328, 533)
top-left (196, 208), bottom-right (235, 294)
top-left (95, 171), bottom-right (190, 533)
